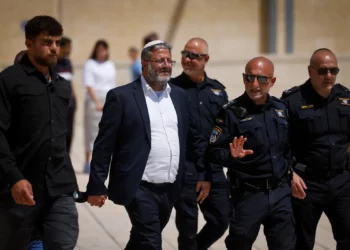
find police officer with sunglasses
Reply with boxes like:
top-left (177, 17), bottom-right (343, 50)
top-left (171, 38), bottom-right (230, 250)
top-left (281, 48), bottom-right (350, 250)
top-left (208, 56), bottom-right (295, 250)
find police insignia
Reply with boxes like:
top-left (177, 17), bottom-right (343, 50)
top-left (300, 105), bottom-right (314, 109)
top-left (275, 109), bottom-right (285, 118)
top-left (339, 98), bottom-right (350, 106)
top-left (216, 118), bottom-right (224, 124)
top-left (240, 117), bottom-right (252, 122)
top-left (209, 126), bottom-right (222, 144)
top-left (211, 88), bottom-right (223, 96)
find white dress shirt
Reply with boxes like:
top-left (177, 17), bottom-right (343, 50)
top-left (141, 75), bottom-right (180, 183)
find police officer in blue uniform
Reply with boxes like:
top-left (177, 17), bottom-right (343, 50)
top-left (281, 48), bottom-right (350, 250)
top-left (172, 38), bottom-right (230, 250)
top-left (208, 57), bottom-right (295, 250)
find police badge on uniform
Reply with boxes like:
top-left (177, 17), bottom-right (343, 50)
top-left (210, 126), bottom-right (222, 144)
top-left (275, 109), bottom-right (285, 118)
top-left (339, 98), bottom-right (350, 106)
top-left (211, 88), bottom-right (223, 96)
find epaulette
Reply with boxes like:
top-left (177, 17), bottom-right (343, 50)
top-left (271, 96), bottom-right (287, 106)
top-left (337, 83), bottom-right (350, 93)
top-left (211, 78), bottom-right (226, 89)
top-left (281, 86), bottom-right (300, 98)
top-left (221, 99), bottom-right (236, 110)
top-left (220, 99), bottom-right (247, 119)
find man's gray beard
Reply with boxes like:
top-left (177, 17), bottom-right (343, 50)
top-left (148, 64), bottom-right (171, 87)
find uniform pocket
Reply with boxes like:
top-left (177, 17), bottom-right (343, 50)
top-left (237, 121), bottom-right (263, 148)
top-left (338, 107), bottom-right (350, 132)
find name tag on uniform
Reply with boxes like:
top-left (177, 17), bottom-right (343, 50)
top-left (240, 117), bottom-right (252, 122)
top-left (300, 105), bottom-right (314, 109)
top-left (275, 109), bottom-right (285, 118)
top-left (216, 118), bottom-right (224, 124)
top-left (209, 126), bottom-right (222, 144)
top-left (211, 88), bottom-right (223, 96)
top-left (339, 98), bottom-right (350, 106)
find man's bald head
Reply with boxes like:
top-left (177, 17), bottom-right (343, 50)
top-left (310, 48), bottom-right (337, 67)
top-left (181, 37), bottom-right (209, 80)
top-left (245, 56), bottom-right (274, 77)
top-left (308, 48), bottom-right (338, 95)
top-left (184, 37), bottom-right (208, 55)
top-left (243, 56), bottom-right (276, 104)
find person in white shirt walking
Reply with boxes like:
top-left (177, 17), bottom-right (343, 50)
top-left (86, 40), bottom-right (206, 250)
top-left (83, 39), bottom-right (117, 173)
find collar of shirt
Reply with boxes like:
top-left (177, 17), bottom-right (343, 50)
top-left (179, 71), bottom-right (212, 89)
top-left (141, 74), bottom-right (171, 96)
top-left (239, 92), bottom-right (274, 113)
top-left (20, 53), bottom-right (58, 82)
top-left (304, 78), bottom-right (338, 104)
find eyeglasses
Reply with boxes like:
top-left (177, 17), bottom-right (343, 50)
top-left (145, 59), bottom-right (176, 66)
top-left (243, 73), bottom-right (272, 84)
top-left (181, 51), bottom-right (207, 60)
top-left (309, 65), bottom-right (340, 75)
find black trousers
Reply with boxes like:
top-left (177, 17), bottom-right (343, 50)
top-left (0, 191), bottom-right (78, 250)
top-left (66, 96), bottom-right (76, 153)
top-left (124, 181), bottom-right (174, 250)
top-left (174, 182), bottom-right (230, 250)
top-left (293, 171), bottom-right (350, 250)
top-left (226, 181), bottom-right (295, 250)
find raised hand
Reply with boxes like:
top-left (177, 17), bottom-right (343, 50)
top-left (229, 136), bottom-right (254, 159)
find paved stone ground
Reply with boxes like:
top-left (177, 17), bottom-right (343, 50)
top-left (70, 84), bottom-right (336, 250)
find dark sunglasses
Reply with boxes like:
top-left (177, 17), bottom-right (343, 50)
top-left (243, 73), bottom-right (272, 84)
top-left (310, 66), bottom-right (340, 75)
top-left (181, 51), bottom-right (207, 60)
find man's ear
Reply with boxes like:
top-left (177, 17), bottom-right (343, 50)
top-left (25, 39), bottom-right (32, 49)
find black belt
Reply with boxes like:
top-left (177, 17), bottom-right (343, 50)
top-left (140, 180), bottom-right (172, 188)
top-left (231, 176), bottom-right (287, 191)
top-left (294, 162), bottom-right (346, 179)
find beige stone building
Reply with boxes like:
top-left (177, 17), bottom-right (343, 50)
top-left (1, 0), bottom-right (349, 98)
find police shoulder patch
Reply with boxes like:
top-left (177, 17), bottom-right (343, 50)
top-left (209, 126), bottom-right (222, 144)
top-left (222, 99), bottom-right (237, 110)
top-left (281, 86), bottom-right (300, 99)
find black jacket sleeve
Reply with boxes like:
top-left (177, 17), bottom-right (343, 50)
top-left (0, 75), bottom-right (24, 187)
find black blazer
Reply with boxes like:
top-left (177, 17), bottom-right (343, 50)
top-left (86, 78), bottom-right (190, 205)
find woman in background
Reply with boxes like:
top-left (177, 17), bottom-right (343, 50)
top-left (83, 40), bottom-right (117, 173)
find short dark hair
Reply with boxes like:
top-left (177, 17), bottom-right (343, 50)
top-left (60, 36), bottom-right (71, 47)
top-left (143, 32), bottom-right (159, 46)
top-left (90, 39), bottom-right (109, 61)
top-left (25, 15), bottom-right (63, 40)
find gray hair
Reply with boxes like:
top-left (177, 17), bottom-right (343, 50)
top-left (141, 42), bottom-right (172, 60)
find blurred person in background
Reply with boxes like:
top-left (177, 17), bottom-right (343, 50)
top-left (143, 32), bottom-right (159, 47)
top-left (83, 39), bottom-right (117, 173)
top-left (128, 46), bottom-right (141, 81)
top-left (54, 36), bottom-right (76, 153)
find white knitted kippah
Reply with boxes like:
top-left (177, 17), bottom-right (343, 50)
top-left (143, 40), bottom-right (165, 49)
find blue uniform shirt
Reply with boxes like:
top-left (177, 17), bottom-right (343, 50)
top-left (208, 92), bottom-right (290, 181)
top-left (281, 79), bottom-right (350, 171)
top-left (171, 72), bottom-right (228, 183)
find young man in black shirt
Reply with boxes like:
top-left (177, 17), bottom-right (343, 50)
top-left (0, 15), bottom-right (79, 250)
